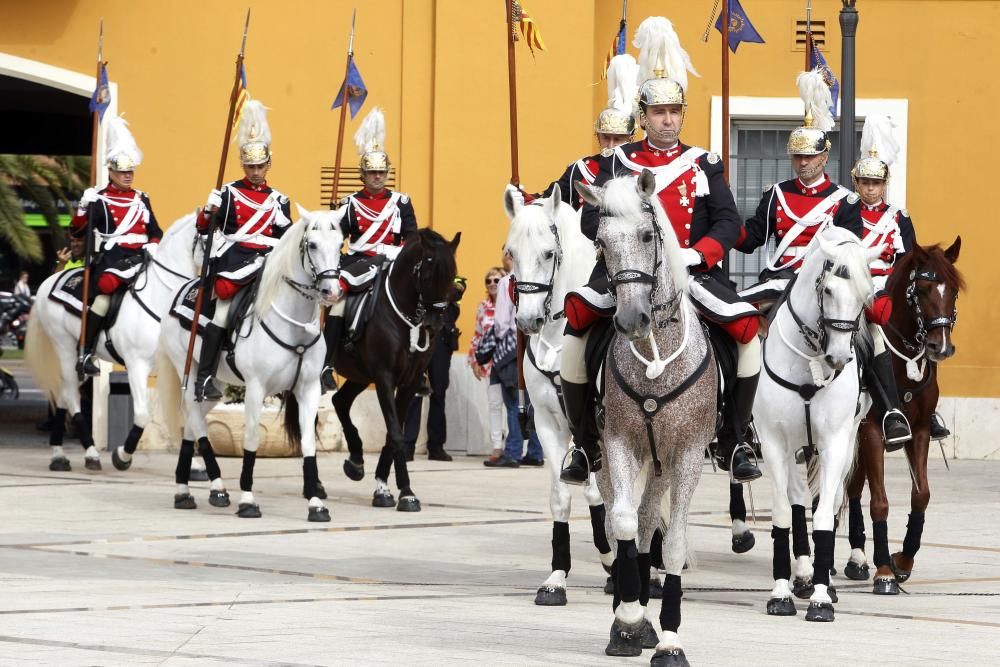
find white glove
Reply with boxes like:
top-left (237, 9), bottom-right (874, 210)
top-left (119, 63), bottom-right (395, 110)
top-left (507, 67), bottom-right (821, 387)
top-left (382, 245), bottom-right (402, 260)
top-left (80, 187), bottom-right (99, 206)
top-left (505, 183), bottom-right (525, 209)
top-left (205, 189), bottom-right (223, 210)
top-left (680, 248), bottom-right (703, 268)
top-left (143, 242), bottom-right (158, 257)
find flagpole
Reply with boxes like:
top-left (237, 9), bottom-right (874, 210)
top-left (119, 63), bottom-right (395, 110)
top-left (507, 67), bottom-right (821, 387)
top-left (331, 10), bottom-right (356, 207)
top-left (805, 0), bottom-right (813, 70)
top-left (505, 0), bottom-right (520, 186)
top-left (721, 0), bottom-right (731, 181)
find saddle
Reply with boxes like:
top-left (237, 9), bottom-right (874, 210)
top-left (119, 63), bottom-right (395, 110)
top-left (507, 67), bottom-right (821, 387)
top-left (341, 257), bottom-right (387, 344)
top-left (49, 267), bottom-right (130, 352)
top-left (169, 275), bottom-right (258, 343)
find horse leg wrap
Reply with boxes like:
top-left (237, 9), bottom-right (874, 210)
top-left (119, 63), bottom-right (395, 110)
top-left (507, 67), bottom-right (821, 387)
top-left (848, 497), bottom-right (866, 551)
top-left (650, 528), bottom-right (664, 571)
top-left (197, 437), bottom-right (222, 480)
top-left (611, 558), bottom-right (621, 611)
top-left (175, 439), bottom-right (195, 484)
top-left (240, 450), bottom-right (257, 492)
top-left (342, 424), bottom-right (363, 461)
top-left (902, 512), bottom-right (925, 559)
top-left (589, 504), bottom-right (612, 556)
top-left (49, 408), bottom-right (67, 446)
top-left (729, 481), bottom-right (747, 522)
top-left (873, 520), bottom-right (890, 567)
top-left (615, 539), bottom-right (641, 604)
top-left (122, 425), bottom-right (144, 455)
top-left (551, 521), bottom-right (571, 574)
top-left (638, 552), bottom-right (652, 606)
top-left (302, 456), bottom-right (319, 499)
top-left (772, 526), bottom-right (792, 581)
top-left (659, 574), bottom-right (682, 633)
top-left (812, 530), bottom-right (834, 587)
top-left (792, 505), bottom-right (811, 558)
top-left (72, 412), bottom-right (94, 449)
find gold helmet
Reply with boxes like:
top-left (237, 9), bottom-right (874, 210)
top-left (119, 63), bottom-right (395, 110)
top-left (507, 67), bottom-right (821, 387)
top-left (787, 69), bottom-right (835, 155)
top-left (104, 115), bottom-right (142, 172)
top-left (852, 114), bottom-right (898, 185)
top-left (595, 54), bottom-right (638, 137)
top-left (355, 107), bottom-right (390, 173)
top-left (237, 100), bottom-right (272, 165)
top-left (634, 16), bottom-right (699, 111)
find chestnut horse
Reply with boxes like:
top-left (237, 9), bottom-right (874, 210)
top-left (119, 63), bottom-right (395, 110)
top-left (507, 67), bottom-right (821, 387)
top-left (843, 237), bottom-right (963, 594)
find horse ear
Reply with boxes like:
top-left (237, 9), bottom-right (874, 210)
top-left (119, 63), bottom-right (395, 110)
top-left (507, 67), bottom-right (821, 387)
top-left (450, 232), bottom-right (462, 252)
top-left (503, 188), bottom-right (523, 221)
top-left (545, 184), bottom-right (561, 218)
top-left (575, 181), bottom-right (602, 207)
top-left (944, 235), bottom-right (961, 263)
top-left (637, 168), bottom-right (656, 199)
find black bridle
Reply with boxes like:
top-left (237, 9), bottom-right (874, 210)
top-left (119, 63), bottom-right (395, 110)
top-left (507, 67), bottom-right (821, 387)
top-left (283, 226), bottom-right (342, 301)
top-left (786, 259), bottom-right (863, 357)
top-left (887, 268), bottom-right (958, 354)
top-left (512, 208), bottom-right (565, 322)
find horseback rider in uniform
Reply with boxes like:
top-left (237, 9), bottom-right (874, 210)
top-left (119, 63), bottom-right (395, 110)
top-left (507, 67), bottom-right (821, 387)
top-left (72, 115), bottom-right (162, 377)
top-left (321, 107), bottom-right (418, 392)
top-left (559, 17), bottom-right (764, 486)
top-left (195, 100), bottom-right (292, 401)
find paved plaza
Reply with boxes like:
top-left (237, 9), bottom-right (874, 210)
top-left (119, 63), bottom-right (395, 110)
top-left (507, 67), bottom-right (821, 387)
top-left (1, 438), bottom-right (998, 666)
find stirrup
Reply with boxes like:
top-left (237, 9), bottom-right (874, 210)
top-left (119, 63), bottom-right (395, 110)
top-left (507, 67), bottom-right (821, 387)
top-left (559, 446), bottom-right (591, 485)
top-left (76, 354), bottom-right (100, 378)
top-left (882, 409), bottom-right (912, 449)
top-left (195, 376), bottom-right (221, 403)
top-left (729, 442), bottom-right (762, 484)
top-left (929, 412), bottom-right (950, 441)
top-left (320, 366), bottom-right (339, 394)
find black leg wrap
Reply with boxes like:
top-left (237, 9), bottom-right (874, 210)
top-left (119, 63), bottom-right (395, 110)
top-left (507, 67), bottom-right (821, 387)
top-left (873, 520), bottom-right (891, 567)
top-left (302, 455), bottom-right (319, 499)
top-left (650, 528), bottom-right (664, 570)
top-left (72, 412), bottom-right (94, 449)
top-left (638, 552), bottom-right (652, 606)
top-left (812, 530), bottom-right (834, 587)
top-left (772, 526), bottom-right (792, 581)
top-left (615, 539), bottom-right (641, 604)
top-left (240, 449), bottom-right (257, 492)
top-left (197, 437), bottom-right (222, 480)
top-left (551, 521), bottom-right (571, 573)
top-left (175, 439), bottom-right (195, 484)
top-left (902, 512), bottom-right (925, 559)
top-left (49, 408), bottom-right (67, 446)
top-left (611, 558), bottom-right (621, 611)
top-left (589, 504), bottom-right (612, 555)
top-left (123, 425), bottom-right (144, 454)
top-left (848, 497), bottom-right (866, 550)
top-left (659, 574), bottom-right (682, 633)
top-left (792, 505), bottom-right (811, 557)
top-left (729, 481), bottom-right (747, 522)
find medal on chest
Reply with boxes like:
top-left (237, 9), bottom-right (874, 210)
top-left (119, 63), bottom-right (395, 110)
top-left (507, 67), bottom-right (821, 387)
top-left (678, 181), bottom-right (690, 208)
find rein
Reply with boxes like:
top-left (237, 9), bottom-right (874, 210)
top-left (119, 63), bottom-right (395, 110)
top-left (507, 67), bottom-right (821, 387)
top-left (384, 245), bottom-right (450, 353)
top-left (512, 209), bottom-right (565, 323)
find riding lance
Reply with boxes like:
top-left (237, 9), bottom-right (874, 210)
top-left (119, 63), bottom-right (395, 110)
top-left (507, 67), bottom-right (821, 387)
top-left (77, 20), bottom-right (105, 380)
top-left (180, 9), bottom-right (251, 394)
top-left (330, 9), bottom-right (357, 208)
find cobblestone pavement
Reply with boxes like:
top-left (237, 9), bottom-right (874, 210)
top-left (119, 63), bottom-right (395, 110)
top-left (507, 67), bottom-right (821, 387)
top-left (1, 444), bottom-right (997, 666)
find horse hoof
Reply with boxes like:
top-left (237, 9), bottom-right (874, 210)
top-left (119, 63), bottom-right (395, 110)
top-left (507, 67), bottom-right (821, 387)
top-left (640, 618), bottom-right (659, 649)
top-left (173, 493), bottom-right (197, 510)
top-left (236, 503), bottom-right (262, 518)
top-left (111, 449), bottom-right (132, 471)
top-left (209, 489), bottom-right (231, 508)
top-left (844, 560), bottom-right (870, 581)
top-left (84, 457), bottom-right (102, 471)
top-left (732, 530), bottom-right (756, 554)
top-left (605, 619), bottom-right (643, 657)
top-left (792, 577), bottom-right (815, 599)
top-left (651, 648), bottom-right (689, 666)
top-left (604, 576), bottom-right (615, 595)
top-left (316, 480), bottom-right (328, 500)
top-left (308, 506), bottom-right (331, 523)
top-left (372, 491), bottom-right (395, 508)
top-left (534, 586), bottom-right (567, 606)
top-left (343, 458), bottom-right (365, 482)
top-left (649, 576), bottom-right (664, 599)
top-left (873, 576), bottom-right (899, 595)
top-left (889, 552), bottom-right (912, 583)
top-left (804, 601), bottom-right (835, 622)
top-left (828, 586), bottom-right (839, 604)
top-left (396, 495), bottom-right (421, 512)
top-left (766, 597), bottom-right (797, 616)
top-left (48, 457), bottom-right (71, 472)
top-left (189, 468), bottom-right (209, 482)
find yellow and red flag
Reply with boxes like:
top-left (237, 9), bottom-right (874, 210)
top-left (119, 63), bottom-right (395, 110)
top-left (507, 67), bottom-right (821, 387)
top-left (512, 1), bottom-right (546, 54)
top-left (232, 63), bottom-right (250, 130)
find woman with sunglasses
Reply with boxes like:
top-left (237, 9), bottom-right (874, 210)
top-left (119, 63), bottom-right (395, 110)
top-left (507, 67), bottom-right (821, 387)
top-left (469, 267), bottom-right (508, 462)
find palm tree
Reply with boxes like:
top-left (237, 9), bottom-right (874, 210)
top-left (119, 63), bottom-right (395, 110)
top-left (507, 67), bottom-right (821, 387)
top-left (0, 155), bottom-right (90, 263)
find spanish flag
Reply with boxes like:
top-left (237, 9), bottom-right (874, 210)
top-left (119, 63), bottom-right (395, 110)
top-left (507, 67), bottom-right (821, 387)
top-left (602, 19), bottom-right (627, 79)
top-left (232, 63), bottom-right (250, 131)
top-left (513, 1), bottom-right (546, 55)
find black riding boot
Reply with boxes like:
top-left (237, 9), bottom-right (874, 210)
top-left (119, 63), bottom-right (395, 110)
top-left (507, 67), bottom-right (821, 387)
top-left (320, 315), bottom-right (344, 393)
top-left (76, 309), bottom-right (106, 378)
top-left (560, 380), bottom-right (601, 485)
top-left (194, 324), bottom-right (225, 402)
top-left (716, 373), bottom-right (762, 482)
top-left (929, 412), bottom-right (950, 441)
top-left (868, 352), bottom-right (911, 450)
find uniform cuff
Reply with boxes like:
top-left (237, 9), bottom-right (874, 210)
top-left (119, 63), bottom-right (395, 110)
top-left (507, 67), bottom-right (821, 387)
top-left (692, 237), bottom-right (725, 269)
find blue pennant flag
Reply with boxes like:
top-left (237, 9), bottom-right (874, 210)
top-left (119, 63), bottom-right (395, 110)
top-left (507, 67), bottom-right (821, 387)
top-left (715, 0), bottom-right (765, 53)
top-left (331, 56), bottom-right (368, 119)
top-left (810, 46), bottom-right (840, 116)
top-left (89, 63), bottom-right (111, 121)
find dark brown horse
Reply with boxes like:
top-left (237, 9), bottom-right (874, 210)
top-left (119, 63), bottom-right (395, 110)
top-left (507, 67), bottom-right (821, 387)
top-left (331, 228), bottom-right (460, 512)
top-left (844, 237), bottom-right (963, 593)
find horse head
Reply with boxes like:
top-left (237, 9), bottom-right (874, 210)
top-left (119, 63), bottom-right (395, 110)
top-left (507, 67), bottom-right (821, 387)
top-left (577, 169), bottom-right (687, 341)
top-left (157, 212), bottom-right (203, 278)
top-left (397, 228), bottom-right (460, 317)
top-left (298, 206), bottom-right (347, 306)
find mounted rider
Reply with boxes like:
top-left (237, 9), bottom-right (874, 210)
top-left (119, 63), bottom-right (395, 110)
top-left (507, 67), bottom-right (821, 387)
top-left (321, 107), bottom-right (418, 392)
top-left (72, 115), bottom-right (162, 377)
top-left (194, 100), bottom-right (292, 401)
top-left (560, 16), bottom-right (763, 485)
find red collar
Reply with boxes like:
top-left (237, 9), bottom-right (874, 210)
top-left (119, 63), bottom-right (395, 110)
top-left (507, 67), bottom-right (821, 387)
top-left (643, 139), bottom-right (682, 158)
top-left (241, 178), bottom-right (268, 192)
top-left (361, 188), bottom-right (390, 199)
top-left (105, 184), bottom-right (134, 195)
top-left (863, 199), bottom-right (886, 212)
top-left (795, 175), bottom-right (830, 195)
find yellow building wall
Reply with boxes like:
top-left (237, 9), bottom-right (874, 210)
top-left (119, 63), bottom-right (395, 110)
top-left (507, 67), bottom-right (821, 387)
top-left (2, 0), bottom-right (997, 396)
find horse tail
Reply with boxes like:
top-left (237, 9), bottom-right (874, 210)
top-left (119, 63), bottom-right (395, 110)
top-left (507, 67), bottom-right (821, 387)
top-left (24, 303), bottom-right (61, 405)
top-left (282, 391), bottom-right (302, 451)
top-left (155, 343), bottom-right (183, 442)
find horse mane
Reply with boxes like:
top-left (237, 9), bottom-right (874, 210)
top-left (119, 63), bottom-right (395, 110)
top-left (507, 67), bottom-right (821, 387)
top-left (887, 242), bottom-right (966, 300)
top-left (805, 226), bottom-right (875, 304)
top-left (398, 227), bottom-right (457, 296)
top-left (506, 195), bottom-right (591, 261)
top-left (255, 217), bottom-right (311, 314)
top-left (601, 176), bottom-right (689, 294)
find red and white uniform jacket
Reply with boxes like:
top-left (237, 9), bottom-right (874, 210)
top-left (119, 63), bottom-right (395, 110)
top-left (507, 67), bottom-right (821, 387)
top-left (738, 175), bottom-right (862, 273)
top-left (70, 184), bottom-right (162, 251)
top-left (198, 178), bottom-right (292, 257)
top-left (338, 188), bottom-right (417, 259)
top-left (527, 154), bottom-right (601, 211)
top-left (861, 200), bottom-right (916, 278)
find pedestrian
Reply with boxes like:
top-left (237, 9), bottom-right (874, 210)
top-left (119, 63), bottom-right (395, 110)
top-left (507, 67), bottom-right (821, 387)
top-left (13, 271), bottom-right (30, 298)
top-left (468, 266), bottom-right (507, 462)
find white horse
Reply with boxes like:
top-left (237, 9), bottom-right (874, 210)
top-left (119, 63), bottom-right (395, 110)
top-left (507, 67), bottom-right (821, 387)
top-left (158, 208), bottom-right (345, 521)
top-left (502, 185), bottom-right (615, 605)
top-left (757, 226), bottom-right (881, 622)
top-left (578, 171), bottom-right (716, 663)
top-left (26, 214), bottom-right (203, 471)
